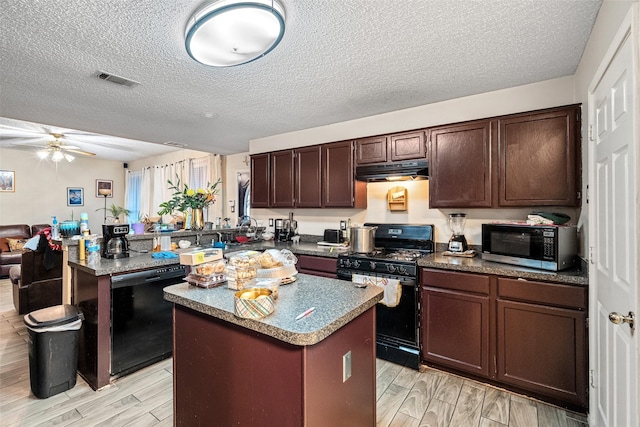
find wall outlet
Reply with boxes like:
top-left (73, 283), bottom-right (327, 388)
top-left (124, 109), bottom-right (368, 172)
top-left (342, 351), bottom-right (352, 382)
top-left (269, 218), bottom-right (274, 227)
top-left (340, 220), bottom-right (347, 230)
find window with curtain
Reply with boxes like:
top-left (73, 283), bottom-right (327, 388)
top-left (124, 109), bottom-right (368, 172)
top-left (125, 171), bottom-right (142, 223)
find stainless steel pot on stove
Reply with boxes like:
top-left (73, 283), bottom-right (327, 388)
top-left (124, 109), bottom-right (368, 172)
top-left (349, 225), bottom-right (378, 253)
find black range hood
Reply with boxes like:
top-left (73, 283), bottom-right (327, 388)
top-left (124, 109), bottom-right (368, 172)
top-left (355, 159), bottom-right (429, 182)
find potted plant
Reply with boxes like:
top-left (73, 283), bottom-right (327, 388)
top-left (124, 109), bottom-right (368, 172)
top-left (96, 204), bottom-right (131, 224)
top-left (158, 175), bottom-right (221, 230)
top-left (130, 213), bottom-right (147, 235)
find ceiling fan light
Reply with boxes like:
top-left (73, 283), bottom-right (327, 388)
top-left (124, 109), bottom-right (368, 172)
top-left (37, 149), bottom-right (49, 159)
top-left (64, 153), bottom-right (75, 162)
top-left (51, 150), bottom-right (64, 162)
top-left (185, 0), bottom-right (286, 67)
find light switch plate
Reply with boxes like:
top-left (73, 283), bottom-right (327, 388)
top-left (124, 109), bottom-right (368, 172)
top-left (269, 218), bottom-right (274, 227)
top-left (342, 351), bottom-right (352, 382)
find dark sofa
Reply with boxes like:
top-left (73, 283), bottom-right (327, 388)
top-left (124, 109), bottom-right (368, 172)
top-left (0, 224), bottom-right (50, 277)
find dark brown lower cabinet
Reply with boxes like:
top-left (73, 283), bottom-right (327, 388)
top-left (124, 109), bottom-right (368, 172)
top-left (297, 254), bottom-right (337, 278)
top-left (496, 277), bottom-right (587, 409)
top-left (420, 269), bottom-right (588, 411)
top-left (421, 269), bottom-right (490, 378)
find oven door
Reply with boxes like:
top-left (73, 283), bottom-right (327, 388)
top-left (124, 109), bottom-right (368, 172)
top-left (338, 269), bottom-right (420, 369)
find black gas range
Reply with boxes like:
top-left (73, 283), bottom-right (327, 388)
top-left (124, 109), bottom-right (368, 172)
top-left (337, 223), bottom-right (434, 370)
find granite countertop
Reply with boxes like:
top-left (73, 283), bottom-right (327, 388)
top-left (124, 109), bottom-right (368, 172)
top-left (67, 240), bottom-right (345, 276)
top-left (66, 237), bottom-right (587, 286)
top-left (163, 273), bottom-right (383, 346)
top-left (418, 252), bottom-right (588, 286)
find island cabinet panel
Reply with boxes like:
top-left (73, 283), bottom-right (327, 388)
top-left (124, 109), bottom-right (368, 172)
top-left (270, 150), bottom-right (295, 207)
top-left (355, 135), bottom-right (388, 164)
top-left (295, 145), bottom-right (323, 207)
top-left (420, 269), bottom-right (491, 378)
top-left (323, 141), bottom-right (366, 208)
top-left (389, 130), bottom-right (426, 161)
top-left (172, 304), bottom-right (376, 426)
top-left (250, 153), bottom-right (270, 208)
top-left (496, 277), bottom-right (587, 408)
top-left (297, 254), bottom-right (337, 278)
top-left (428, 120), bottom-right (493, 208)
top-left (498, 105), bottom-right (580, 206)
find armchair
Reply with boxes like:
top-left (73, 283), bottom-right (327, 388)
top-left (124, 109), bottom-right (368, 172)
top-left (11, 241), bottom-right (63, 315)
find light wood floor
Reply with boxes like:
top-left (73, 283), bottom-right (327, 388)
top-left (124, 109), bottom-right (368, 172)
top-left (0, 279), bottom-right (589, 426)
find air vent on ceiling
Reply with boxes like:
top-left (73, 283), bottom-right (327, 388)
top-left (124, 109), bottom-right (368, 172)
top-left (95, 71), bottom-right (140, 87)
top-left (163, 141), bottom-right (187, 148)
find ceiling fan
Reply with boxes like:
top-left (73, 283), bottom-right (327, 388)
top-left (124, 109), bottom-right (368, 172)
top-left (32, 133), bottom-right (97, 162)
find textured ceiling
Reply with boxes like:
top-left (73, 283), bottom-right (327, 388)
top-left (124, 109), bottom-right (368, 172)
top-left (0, 0), bottom-right (602, 160)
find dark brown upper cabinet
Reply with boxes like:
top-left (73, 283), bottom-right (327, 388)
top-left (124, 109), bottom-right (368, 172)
top-left (428, 104), bottom-right (580, 208)
top-left (250, 153), bottom-right (270, 208)
top-left (323, 141), bottom-right (367, 208)
top-left (251, 142), bottom-right (365, 209)
top-left (355, 131), bottom-right (427, 165)
top-left (270, 150), bottom-right (295, 207)
top-left (498, 105), bottom-right (580, 206)
top-left (428, 120), bottom-right (493, 208)
top-left (355, 135), bottom-right (388, 164)
top-left (390, 130), bottom-right (427, 161)
top-left (295, 146), bottom-right (323, 208)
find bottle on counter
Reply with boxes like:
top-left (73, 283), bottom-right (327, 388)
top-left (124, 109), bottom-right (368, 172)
top-left (51, 216), bottom-right (60, 240)
top-left (86, 235), bottom-right (100, 263)
top-left (78, 237), bottom-right (86, 261)
top-left (80, 212), bottom-right (89, 235)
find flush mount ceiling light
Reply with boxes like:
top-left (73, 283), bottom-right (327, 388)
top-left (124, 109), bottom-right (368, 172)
top-left (185, 0), bottom-right (286, 67)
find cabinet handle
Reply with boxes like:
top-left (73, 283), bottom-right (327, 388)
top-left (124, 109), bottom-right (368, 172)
top-left (608, 311), bottom-right (635, 331)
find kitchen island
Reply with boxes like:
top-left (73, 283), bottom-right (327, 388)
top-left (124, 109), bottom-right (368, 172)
top-left (164, 274), bottom-right (383, 426)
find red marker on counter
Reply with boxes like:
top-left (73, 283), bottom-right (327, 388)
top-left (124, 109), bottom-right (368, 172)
top-left (295, 307), bottom-right (316, 320)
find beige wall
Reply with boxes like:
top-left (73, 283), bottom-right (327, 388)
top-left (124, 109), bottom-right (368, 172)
top-left (0, 148), bottom-right (126, 232)
top-left (247, 77), bottom-right (580, 245)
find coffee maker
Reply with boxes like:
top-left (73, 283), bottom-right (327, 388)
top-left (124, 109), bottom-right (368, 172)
top-left (102, 224), bottom-right (130, 259)
top-left (275, 213), bottom-right (298, 242)
top-left (447, 213), bottom-right (468, 252)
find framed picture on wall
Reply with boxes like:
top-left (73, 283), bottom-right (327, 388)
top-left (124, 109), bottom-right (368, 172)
top-left (96, 179), bottom-right (113, 198)
top-left (0, 170), bottom-right (15, 192)
top-left (67, 187), bottom-right (84, 206)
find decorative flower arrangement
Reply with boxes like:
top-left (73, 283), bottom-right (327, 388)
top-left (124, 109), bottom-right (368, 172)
top-left (158, 175), bottom-right (221, 216)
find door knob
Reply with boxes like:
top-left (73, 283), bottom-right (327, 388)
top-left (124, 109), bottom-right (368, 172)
top-left (608, 311), bottom-right (635, 331)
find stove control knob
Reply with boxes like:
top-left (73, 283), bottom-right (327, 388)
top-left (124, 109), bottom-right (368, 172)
top-left (369, 261), bottom-right (376, 270)
top-left (353, 260), bottom-right (360, 268)
top-left (398, 266), bottom-right (408, 275)
top-left (386, 264), bottom-right (397, 273)
top-left (345, 260), bottom-right (352, 268)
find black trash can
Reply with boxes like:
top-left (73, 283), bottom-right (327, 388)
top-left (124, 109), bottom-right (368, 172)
top-left (23, 304), bottom-right (84, 399)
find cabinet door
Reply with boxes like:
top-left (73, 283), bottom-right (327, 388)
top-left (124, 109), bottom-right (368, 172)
top-left (428, 120), bottom-right (493, 208)
top-left (323, 141), bottom-right (366, 208)
top-left (295, 146), bottom-right (322, 208)
top-left (355, 136), bottom-right (387, 164)
top-left (420, 269), bottom-right (490, 378)
top-left (250, 154), bottom-right (270, 208)
top-left (297, 254), bottom-right (337, 278)
top-left (390, 130), bottom-right (426, 161)
top-left (498, 106), bottom-right (580, 206)
top-left (496, 299), bottom-right (587, 408)
top-left (270, 150), bottom-right (295, 207)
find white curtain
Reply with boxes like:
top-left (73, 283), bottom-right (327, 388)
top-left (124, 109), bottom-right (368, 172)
top-left (188, 154), bottom-right (222, 223)
top-left (125, 156), bottom-right (220, 225)
top-left (125, 170), bottom-right (143, 223)
top-left (140, 167), bottom-right (152, 219)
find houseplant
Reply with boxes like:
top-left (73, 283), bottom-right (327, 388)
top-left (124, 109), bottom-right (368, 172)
top-left (96, 204), bottom-right (131, 224)
top-left (158, 175), bottom-right (221, 230)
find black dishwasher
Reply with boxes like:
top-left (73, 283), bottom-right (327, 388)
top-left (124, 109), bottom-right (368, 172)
top-left (110, 265), bottom-right (186, 376)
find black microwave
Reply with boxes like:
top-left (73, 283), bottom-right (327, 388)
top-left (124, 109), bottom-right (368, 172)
top-left (481, 223), bottom-right (578, 271)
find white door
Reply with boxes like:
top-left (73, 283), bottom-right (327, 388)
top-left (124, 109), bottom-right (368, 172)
top-left (589, 8), bottom-right (638, 427)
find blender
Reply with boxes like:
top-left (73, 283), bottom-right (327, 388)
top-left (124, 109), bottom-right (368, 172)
top-left (447, 213), bottom-right (468, 252)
